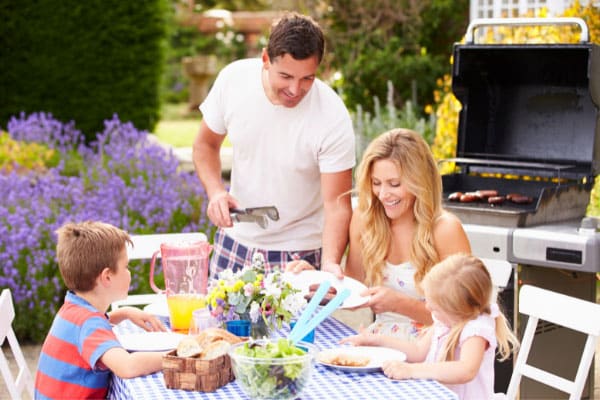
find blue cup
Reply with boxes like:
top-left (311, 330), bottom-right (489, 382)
top-left (289, 320), bottom-right (315, 343)
top-left (226, 320), bottom-right (251, 337)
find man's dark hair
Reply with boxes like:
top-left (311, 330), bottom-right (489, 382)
top-left (267, 12), bottom-right (325, 64)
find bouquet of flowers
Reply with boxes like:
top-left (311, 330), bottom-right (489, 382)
top-left (206, 253), bottom-right (307, 332)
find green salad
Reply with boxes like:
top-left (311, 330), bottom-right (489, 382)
top-left (231, 338), bottom-right (314, 399)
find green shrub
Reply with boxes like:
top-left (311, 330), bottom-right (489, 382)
top-left (1, 0), bottom-right (169, 142)
top-left (352, 81), bottom-right (436, 163)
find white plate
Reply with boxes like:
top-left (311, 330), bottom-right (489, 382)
top-left (143, 296), bottom-right (169, 318)
top-left (283, 270), bottom-right (370, 309)
top-left (116, 331), bottom-right (186, 352)
top-left (317, 346), bottom-right (407, 373)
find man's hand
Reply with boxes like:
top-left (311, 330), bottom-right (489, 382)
top-left (207, 191), bottom-right (238, 227)
top-left (285, 259), bottom-right (315, 274)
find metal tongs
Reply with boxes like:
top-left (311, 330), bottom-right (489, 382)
top-left (288, 281), bottom-right (350, 345)
top-left (229, 206), bottom-right (280, 229)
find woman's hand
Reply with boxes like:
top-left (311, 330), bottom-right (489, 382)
top-left (364, 286), bottom-right (405, 314)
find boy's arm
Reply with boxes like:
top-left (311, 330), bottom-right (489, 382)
top-left (382, 336), bottom-right (487, 384)
top-left (101, 347), bottom-right (166, 378)
top-left (108, 306), bottom-right (166, 331)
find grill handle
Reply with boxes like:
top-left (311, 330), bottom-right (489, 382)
top-left (465, 17), bottom-right (589, 44)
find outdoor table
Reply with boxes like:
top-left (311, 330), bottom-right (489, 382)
top-left (108, 317), bottom-right (458, 400)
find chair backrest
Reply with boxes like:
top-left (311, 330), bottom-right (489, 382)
top-left (480, 258), bottom-right (513, 289)
top-left (505, 284), bottom-right (600, 400)
top-left (0, 289), bottom-right (35, 399)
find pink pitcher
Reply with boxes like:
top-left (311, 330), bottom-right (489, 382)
top-left (149, 240), bottom-right (212, 332)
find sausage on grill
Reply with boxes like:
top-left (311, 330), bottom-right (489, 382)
top-left (448, 192), bottom-right (463, 201)
top-left (509, 194), bottom-right (533, 204)
top-left (459, 193), bottom-right (481, 203)
top-left (488, 196), bottom-right (505, 205)
top-left (476, 190), bottom-right (499, 199)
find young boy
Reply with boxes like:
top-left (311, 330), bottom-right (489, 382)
top-left (35, 221), bottom-right (167, 399)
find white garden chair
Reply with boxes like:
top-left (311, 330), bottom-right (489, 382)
top-left (501, 284), bottom-right (600, 400)
top-left (110, 232), bottom-right (207, 310)
top-left (0, 288), bottom-right (35, 399)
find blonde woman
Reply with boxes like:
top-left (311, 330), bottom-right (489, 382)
top-left (341, 254), bottom-right (519, 400)
top-left (345, 128), bottom-right (471, 339)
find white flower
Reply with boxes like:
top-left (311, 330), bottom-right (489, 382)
top-left (283, 292), bottom-right (308, 316)
top-left (249, 301), bottom-right (261, 322)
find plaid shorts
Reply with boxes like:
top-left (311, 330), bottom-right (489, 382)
top-left (210, 228), bottom-right (322, 276)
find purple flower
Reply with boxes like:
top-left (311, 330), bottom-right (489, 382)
top-left (2, 112), bottom-right (215, 342)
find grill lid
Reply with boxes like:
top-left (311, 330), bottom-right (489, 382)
top-left (451, 19), bottom-right (600, 179)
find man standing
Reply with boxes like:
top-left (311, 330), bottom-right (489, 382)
top-left (193, 12), bottom-right (355, 276)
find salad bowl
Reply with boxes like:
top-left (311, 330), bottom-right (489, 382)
top-left (228, 338), bottom-right (317, 399)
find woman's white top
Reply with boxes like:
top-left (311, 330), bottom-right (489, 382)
top-left (366, 261), bottom-right (424, 340)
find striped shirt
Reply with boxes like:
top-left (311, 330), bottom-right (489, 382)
top-left (35, 291), bottom-right (121, 399)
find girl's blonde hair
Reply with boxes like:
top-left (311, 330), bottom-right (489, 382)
top-left (355, 128), bottom-right (442, 288)
top-left (422, 253), bottom-right (519, 362)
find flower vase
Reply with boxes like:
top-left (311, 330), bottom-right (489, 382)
top-left (250, 317), bottom-right (270, 339)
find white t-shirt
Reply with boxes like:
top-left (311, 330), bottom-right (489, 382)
top-left (200, 58), bottom-right (355, 250)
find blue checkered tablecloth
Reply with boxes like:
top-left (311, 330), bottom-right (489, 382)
top-left (108, 317), bottom-right (458, 400)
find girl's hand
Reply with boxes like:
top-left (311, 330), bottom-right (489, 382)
top-left (125, 307), bottom-right (166, 332)
top-left (382, 360), bottom-right (413, 380)
top-left (339, 324), bottom-right (376, 346)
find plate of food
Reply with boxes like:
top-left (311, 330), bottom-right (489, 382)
top-left (116, 331), bottom-right (186, 352)
top-left (282, 270), bottom-right (370, 309)
top-left (317, 346), bottom-right (407, 373)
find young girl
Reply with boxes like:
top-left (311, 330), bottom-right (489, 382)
top-left (340, 253), bottom-right (519, 400)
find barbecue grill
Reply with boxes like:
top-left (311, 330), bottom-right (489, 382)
top-left (444, 18), bottom-right (600, 399)
top-left (442, 17), bottom-right (600, 228)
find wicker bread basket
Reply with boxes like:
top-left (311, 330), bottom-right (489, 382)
top-left (162, 350), bottom-right (234, 392)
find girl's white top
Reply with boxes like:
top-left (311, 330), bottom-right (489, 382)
top-left (366, 261), bottom-right (424, 340)
top-left (426, 305), bottom-right (499, 400)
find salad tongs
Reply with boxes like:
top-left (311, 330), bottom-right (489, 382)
top-left (288, 281), bottom-right (350, 345)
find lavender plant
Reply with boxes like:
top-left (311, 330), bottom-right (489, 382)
top-left (2, 112), bottom-right (213, 342)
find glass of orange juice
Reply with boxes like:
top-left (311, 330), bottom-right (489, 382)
top-left (166, 293), bottom-right (206, 333)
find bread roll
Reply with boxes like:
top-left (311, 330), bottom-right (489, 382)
top-left (176, 337), bottom-right (203, 358)
top-left (201, 339), bottom-right (231, 360)
top-left (195, 327), bottom-right (244, 348)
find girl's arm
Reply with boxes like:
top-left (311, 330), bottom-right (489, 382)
top-left (340, 328), bottom-right (433, 362)
top-left (382, 336), bottom-right (487, 384)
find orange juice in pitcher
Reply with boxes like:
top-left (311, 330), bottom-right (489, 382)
top-left (166, 293), bottom-right (206, 332)
top-left (149, 240), bottom-right (212, 333)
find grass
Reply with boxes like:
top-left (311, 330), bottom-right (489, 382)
top-left (154, 102), bottom-right (231, 148)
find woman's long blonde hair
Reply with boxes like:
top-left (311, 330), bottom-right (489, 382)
top-left (422, 254), bottom-right (519, 362)
top-left (355, 128), bottom-right (442, 288)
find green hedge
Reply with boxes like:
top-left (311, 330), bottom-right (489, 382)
top-left (0, 0), bottom-right (168, 142)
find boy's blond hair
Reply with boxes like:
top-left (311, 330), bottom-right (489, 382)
top-left (55, 221), bottom-right (132, 292)
top-left (422, 253), bottom-right (519, 362)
